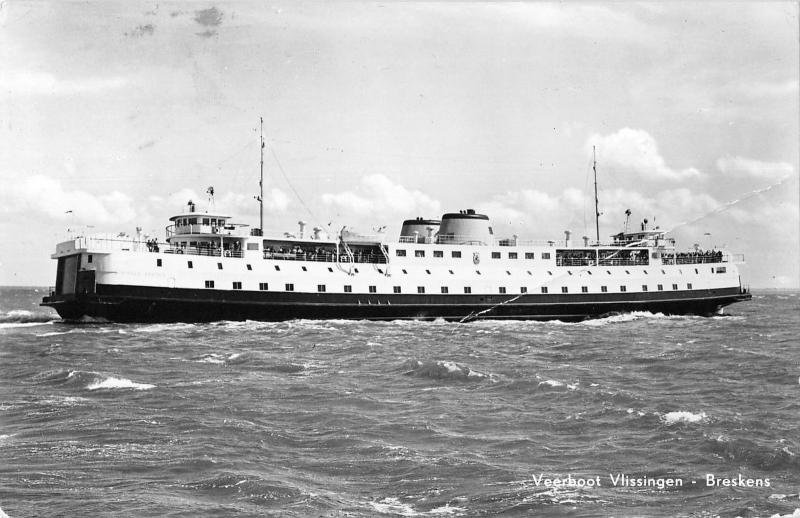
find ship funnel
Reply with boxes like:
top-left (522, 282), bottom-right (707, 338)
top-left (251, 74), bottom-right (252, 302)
top-left (564, 230), bottom-right (572, 247)
top-left (298, 220), bottom-right (306, 239)
top-left (582, 235), bottom-right (590, 246)
top-left (313, 227), bottom-right (322, 240)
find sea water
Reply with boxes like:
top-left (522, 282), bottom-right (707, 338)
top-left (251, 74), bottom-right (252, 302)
top-left (1, 287), bottom-right (798, 517)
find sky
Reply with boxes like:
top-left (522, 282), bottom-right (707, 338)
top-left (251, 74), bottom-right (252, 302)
top-left (0, 1), bottom-right (798, 288)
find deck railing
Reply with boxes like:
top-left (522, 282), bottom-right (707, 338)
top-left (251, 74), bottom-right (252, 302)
top-left (263, 251), bottom-right (388, 264)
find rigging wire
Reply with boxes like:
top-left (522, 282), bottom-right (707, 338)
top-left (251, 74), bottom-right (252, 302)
top-left (267, 145), bottom-right (326, 231)
top-left (666, 173), bottom-right (796, 233)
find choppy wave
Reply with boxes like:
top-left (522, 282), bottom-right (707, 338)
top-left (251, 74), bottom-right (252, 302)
top-left (0, 309), bottom-right (55, 324)
top-left (86, 376), bottom-right (155, 391)
top-left (705, 435), bottom-right (799, 471)
top-left (183, 472), bottom-right (304, 506)
top-left (402, 359), bottom-right (492, 381)
top-left (661, 411), bottom-right (708, 425)
top-left (32, 369), bottom-right (154, 391)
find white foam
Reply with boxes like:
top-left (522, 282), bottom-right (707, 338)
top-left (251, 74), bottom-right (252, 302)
top-left (370, 497), bottom-right (420, 516)
top-left (0, 321), bottom-right (55, 329)
top-left (662, 411), bottom-right (707, 425)
top-left (87, 376), bottom-right (155, 391)
top-left (429, 503), bottom-right (466, 515)
top-left (538, 379), bottom-right (577, 390)
top-left (36, 330), bottom-right (71, 337)
top-left (768, 510), bottom-right (800, 518)
top-left (0, 505), bottom-right (10, 518)
top-left (440, 361), bottom-right (461, 373)
top-left (195, 354), bottom-right (226, 364)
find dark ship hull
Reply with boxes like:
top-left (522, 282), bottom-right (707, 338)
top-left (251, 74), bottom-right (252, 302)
top-left (42, 284), bottom-right (751, 323)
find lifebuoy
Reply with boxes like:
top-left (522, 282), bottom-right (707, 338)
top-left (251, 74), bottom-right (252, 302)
top-left (224, 250), bottom-right (231, 257)
top-left (177, 249), bottom-right (184, 254)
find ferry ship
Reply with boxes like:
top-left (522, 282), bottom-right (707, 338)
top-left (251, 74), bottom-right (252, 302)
top-left (41, 130), bottom-right (751, 322)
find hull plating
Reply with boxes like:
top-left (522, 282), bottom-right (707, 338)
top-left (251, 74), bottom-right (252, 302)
top-left (42, 284), bottom-right (751, 323)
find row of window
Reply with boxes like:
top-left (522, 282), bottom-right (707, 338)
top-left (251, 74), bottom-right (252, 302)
top-left (395, 249), bottom-right (550, 260)
top-left (203, 281), bottom-right (694, 293)
top-left (156, 258), bottom-right (711, 280)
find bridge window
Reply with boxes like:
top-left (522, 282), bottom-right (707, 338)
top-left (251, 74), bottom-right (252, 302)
top-left (187, 261), bottom-right (193, 269)
top-left (369, 285), bottom-right (377, 293)
top-left (434, 250), bottom-right (443, 258)
top-left (205, 280), bottom-right (214, 288)
top-left (601, 286), bottom-right (608, 292)
top-left (581, 286), bottom-right (588, 293)
top-left (464, 287), bottom-right (472, 294)
top-left (657, 284), bottom-right (664, 291)
top-left (344, 285), bottom-right (352, 293)
top-left (259, 282), bottom-right (268, 290)
top-left (441, 286), bottom-right (449, 294)
top-left (620, 285), bottom-right (627, 292)
top-left (232, 282), bottom-right (242, 290)
top-left (393, 286), bottom-right (401, 293)
top-left (417, 286), bottom-right (425, 294)
top-left (561, 286), bottom-right (568, 293)
top-left (492, 252), bottom-right (501, 259)
top-left (509, 252), bottom-right (518, 259)
top-left (542, 252), bottom-right (551, 259)
top-left (274, 265), bottom-right (279, 271)
top-left (157, 259), bottom-right (162, 267)
top-left (203, 218), bottom-right (210, 225)
top-left (415, 250), bottom-right (425, 257)
top-left (301, 266), bottom-right (307, 272)
top-left (687, 283), bottom-right (693, 289)
top-left (317, 284), bottom-right (326, 292)
top-left (642, 285), bottom-right (648, 291)
top-left (525, 252), bottom-right (535, 259)
top-left (672, 283), bottom-right (678, 290)
top-left (285, 283), bottom-right (294, 291)
top-left (87, 255), bottom-right (93, 263)
top-left (218, 263), bottom-right (223, 270)
top-left (520, 287), bottom-right (528, 293)
top-left (396, 249), bottom-right (406, 257)
top-left (247, 243), bottom-right (259, 251)
top-left (499, 287), bottom-right (506, 294)
top-left (541, 287), bottom-right (548, 294)
top-left (246, 264), bottom-right (252, 270)
top-left (452, 251), bottom-right (462, 258)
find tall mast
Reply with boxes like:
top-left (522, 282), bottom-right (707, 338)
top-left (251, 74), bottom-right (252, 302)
top-left (593, 145), bottom-right (600, 245)
top-left (259, 117), bottom-right (264, 232)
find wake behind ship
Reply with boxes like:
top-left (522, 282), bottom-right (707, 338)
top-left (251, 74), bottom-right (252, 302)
top-left (41, 201), bottom-right (751, 322)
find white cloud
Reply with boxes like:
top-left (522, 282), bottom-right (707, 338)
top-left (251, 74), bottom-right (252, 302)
top-left (715, 156), bottom-right (794, 181)
top-left (0, 174), bottom-right (136, 224)
top-left (0, 70), bottom-right (128, 96)
top-left (587, 128), bottom-right (704, 182)
top-left (321, 174), bottom-right (441, 223)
